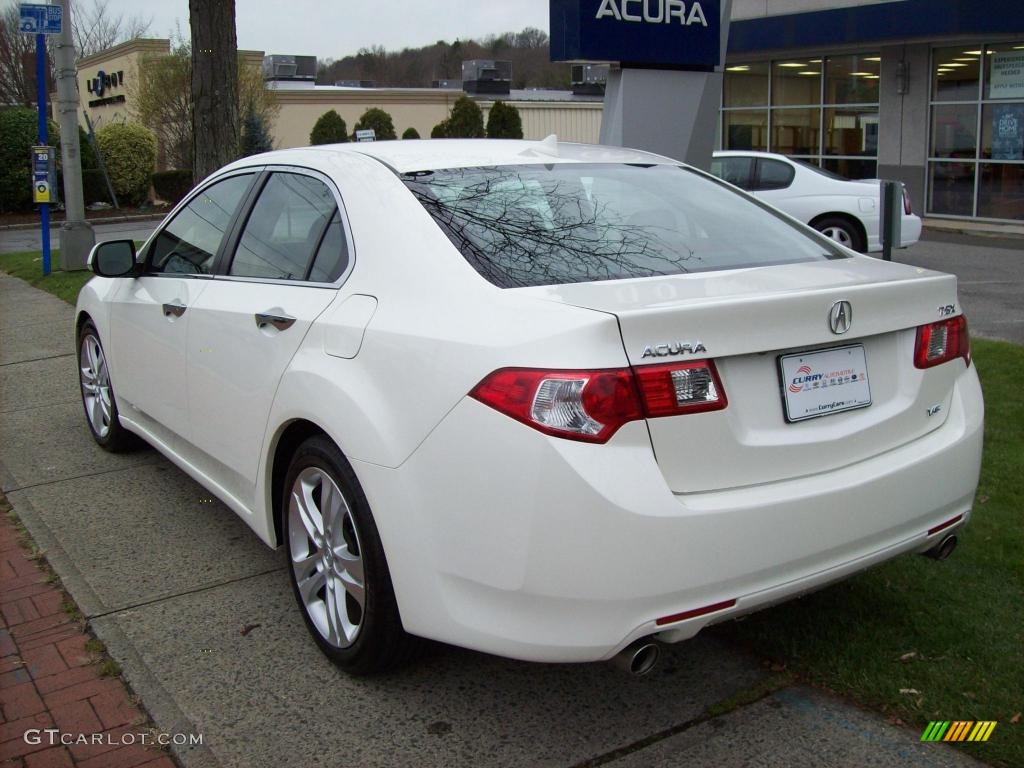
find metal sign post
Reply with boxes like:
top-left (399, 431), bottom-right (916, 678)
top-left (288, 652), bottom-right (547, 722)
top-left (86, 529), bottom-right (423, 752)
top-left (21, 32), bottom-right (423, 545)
top-left (19, 3), bottom-right (63, 276)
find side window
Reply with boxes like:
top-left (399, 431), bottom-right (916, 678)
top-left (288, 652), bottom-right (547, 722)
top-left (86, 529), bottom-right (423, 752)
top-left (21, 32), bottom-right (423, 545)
top-left (710, 157), bottom-right (754, 190)
top-left (148, 174), bottom-right (253, 275)
top-left (755, 159), bottom-right (796, 191)
top-left (229, 173), bottom-right (344, 281)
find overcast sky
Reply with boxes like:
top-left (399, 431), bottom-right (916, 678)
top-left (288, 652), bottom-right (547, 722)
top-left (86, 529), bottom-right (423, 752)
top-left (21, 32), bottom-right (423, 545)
top-left (96, 0), bottom-right (552, 60)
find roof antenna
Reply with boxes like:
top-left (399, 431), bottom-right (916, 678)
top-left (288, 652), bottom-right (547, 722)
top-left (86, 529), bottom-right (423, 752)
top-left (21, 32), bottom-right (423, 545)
top-left (519, 134), bottom-right (559, 158)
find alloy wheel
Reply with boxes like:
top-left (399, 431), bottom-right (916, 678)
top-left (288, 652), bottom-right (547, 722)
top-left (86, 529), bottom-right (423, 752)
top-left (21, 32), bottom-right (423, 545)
top-left (79, 334), bottom-right (112, 439)
top-left (821, 226), bottom-right (853, 248)
top-left (288, 466), bottom-right (366, 648)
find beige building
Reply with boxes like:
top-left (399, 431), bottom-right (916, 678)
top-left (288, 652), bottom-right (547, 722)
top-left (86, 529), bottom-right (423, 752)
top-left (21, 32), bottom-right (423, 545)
top-left (74, 38), bottom-right (603, 160)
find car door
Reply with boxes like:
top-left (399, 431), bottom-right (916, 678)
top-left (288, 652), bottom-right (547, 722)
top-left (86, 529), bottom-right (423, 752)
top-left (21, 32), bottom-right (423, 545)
top-left (107, 171), bottom-right (258, 443)
top-left (184, 168), bottom-right (352, 501)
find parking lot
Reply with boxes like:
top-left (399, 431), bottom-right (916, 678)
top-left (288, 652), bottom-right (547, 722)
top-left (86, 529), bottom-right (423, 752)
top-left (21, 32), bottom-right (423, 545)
top-left (1, 228), bottom-right (1015, 768)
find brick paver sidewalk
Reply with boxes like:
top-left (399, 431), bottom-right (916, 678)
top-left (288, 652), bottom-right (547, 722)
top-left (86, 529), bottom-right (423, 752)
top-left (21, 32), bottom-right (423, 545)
top-left (0, 511), bottom-right (176, 768)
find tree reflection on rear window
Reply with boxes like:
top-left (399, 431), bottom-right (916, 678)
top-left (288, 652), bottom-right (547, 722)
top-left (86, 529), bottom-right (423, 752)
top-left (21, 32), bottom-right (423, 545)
top-left (401, 164), bottom-right (845, 288)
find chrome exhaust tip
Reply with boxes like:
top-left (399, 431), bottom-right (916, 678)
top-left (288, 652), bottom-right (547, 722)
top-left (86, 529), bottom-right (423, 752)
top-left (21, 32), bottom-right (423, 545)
top-left (923, 534), bottom-right (958, 561)
top-left (612, 640), bottom-right (660, 676)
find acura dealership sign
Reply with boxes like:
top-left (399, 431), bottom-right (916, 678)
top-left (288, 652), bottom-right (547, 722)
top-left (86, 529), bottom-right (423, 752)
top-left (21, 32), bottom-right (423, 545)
top-left (550, 0), bottom-right (721, 67)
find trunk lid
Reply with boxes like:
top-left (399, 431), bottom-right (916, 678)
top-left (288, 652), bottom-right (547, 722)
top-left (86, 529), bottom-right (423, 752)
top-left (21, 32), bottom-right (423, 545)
top-left (517, 257), bottom-right (965, 493)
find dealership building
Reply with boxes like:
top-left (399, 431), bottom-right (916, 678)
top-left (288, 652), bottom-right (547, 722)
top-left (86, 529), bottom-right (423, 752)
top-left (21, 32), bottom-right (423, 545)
top-left (75, 0), bottom-right (1022, 222)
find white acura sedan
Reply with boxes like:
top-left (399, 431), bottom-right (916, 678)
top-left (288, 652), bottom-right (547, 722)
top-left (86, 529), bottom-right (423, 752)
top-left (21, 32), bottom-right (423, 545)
top-left (77, 139), bottom-right (982, 676)
top-left (711, 150), bottom-right (923, 253)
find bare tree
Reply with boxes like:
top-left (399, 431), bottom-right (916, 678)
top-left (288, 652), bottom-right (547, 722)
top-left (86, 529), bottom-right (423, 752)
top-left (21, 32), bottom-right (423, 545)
top-left (190, 0), bottom-right (238, 181)
top-left (72, 0), bottom-right (151, 58)
top-left (0, 0), bottom-right (150, 108)
top-left (0, 3), bottom-right (47, 107)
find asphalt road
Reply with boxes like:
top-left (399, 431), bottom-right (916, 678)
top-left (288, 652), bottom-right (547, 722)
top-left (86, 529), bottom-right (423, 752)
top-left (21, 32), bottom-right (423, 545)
top-left (0, 219), bottom-right (160, 254)
top-left (896, 230), bottom-right (1024, 345)
top-left (0, 237), bottom-right (1000, 766)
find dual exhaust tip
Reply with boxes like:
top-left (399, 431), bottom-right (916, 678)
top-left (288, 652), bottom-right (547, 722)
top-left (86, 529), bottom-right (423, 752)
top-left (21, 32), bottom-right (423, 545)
top-left (612, 639), bottom-right (661, 676)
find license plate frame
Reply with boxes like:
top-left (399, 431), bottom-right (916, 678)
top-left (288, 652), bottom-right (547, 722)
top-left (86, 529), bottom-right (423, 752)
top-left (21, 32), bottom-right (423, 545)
top-left (778, 344), bottom-right (872, 423)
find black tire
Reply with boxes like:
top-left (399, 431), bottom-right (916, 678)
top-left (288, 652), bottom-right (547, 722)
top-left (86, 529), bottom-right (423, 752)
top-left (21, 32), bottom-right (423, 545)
top-left (282, 435), bottom-right (420, 674)
top-left (813, 216), bottom-right (866, 253)
top-left (77, 321), bottom-right (137, 452)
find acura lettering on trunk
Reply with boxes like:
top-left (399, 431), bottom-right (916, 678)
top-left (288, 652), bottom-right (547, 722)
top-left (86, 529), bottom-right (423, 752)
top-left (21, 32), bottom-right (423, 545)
top-left (75, 139), bottom-right (984, 676)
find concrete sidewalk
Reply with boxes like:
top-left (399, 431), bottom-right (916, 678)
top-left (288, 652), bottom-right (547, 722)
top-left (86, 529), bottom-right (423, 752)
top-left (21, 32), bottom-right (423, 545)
top-left (0, 272), bottom-right (986, 768)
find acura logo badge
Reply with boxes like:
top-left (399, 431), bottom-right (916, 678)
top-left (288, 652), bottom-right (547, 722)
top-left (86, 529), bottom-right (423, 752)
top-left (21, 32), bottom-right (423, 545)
top-left (829, 300), bottom-right (852, 335)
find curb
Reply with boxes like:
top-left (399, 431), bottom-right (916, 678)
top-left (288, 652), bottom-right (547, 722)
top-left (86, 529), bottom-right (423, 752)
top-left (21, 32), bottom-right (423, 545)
top-left (0, 213), bottom-right (167, 232)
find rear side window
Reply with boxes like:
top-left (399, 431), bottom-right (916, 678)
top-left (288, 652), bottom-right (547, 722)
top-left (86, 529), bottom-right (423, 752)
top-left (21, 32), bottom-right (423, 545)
top-left (229, 173), bottom-right (348, 281)
top-left (402, 164), bottom-right (844, 289)
top-left (149, 174), bottom-right (253, 275)
top-left (709, 157), bottom-right (754, 189)
top-left (754, 159), bottom-right (795, 190)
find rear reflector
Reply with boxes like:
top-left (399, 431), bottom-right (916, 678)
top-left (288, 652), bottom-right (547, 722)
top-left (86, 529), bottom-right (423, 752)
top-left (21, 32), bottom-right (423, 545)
top-left (470, 360), bottom-right (727, 443)
top-left (656, 598), bottom-right (737, 626)
top-left (928, 514), bottom-right (964, 536)
top-left (914, 315), bottom-right (970, 369)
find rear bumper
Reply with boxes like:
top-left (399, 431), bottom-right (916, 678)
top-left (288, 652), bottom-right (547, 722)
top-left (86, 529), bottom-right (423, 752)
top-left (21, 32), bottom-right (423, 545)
top-left (355, 363), bottom-right (983, 663)
top-left (867, 214), bottom-right (923, 251)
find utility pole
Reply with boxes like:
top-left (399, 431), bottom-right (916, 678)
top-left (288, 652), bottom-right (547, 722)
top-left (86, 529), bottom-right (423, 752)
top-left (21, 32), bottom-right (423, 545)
top-left (52, 0), bottom-right (94, 270)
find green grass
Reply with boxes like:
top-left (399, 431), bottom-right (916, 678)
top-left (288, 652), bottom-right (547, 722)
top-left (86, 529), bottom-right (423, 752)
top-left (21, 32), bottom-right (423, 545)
top-left (3, 249), bottom-right (1021, 763)
top-left (713, 338), bottom-right (1023, 767)
top-left (0, 248), bottom-right (93, 305)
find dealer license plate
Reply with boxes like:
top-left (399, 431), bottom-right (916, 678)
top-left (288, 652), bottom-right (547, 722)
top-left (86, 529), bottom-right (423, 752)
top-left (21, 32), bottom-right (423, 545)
top-left (779, 345), bottom-right (872, 423)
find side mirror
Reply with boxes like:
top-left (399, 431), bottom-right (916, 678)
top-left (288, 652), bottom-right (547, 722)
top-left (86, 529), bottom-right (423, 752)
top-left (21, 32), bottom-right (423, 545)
top-left (88, 240), bottom-right (138, 278)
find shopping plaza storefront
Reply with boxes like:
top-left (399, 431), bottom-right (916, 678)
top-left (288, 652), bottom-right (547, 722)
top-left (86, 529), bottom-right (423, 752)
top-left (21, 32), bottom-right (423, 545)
top-left (724, 0), bottom-right (1024, 222)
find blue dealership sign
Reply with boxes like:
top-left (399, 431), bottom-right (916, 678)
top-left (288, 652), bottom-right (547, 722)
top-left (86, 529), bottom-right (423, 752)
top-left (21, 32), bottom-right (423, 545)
top-left (550, 0), bottom-right (720, 68)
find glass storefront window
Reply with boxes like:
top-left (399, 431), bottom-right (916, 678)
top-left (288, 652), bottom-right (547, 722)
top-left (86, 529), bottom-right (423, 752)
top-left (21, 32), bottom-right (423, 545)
top-left (724, 62), bottom-right (769, 107)
top-left (932, 46), bottom-right (981, 101)
top-left (825, 54), bottom-right (881, 104)
top-left (984, 43), bottom-right (1024, 100)
top-left (978, 163), bottom-right (1024, 220)
top-left (772, 108), bottom-right (820, 155)
top-left (824, 108), bottom-right (879, 156)
top-left (981, 103), bottom-right (1024, 160)
top-left (929, 41), bottom-right (1024, 220)
top-left (822, 158), bottom-right (877, 180)
top-left (930, 103), bottom-right (978, 158)
top-left (723, 109), bottom-right (769, 151)
top-left (772, 59), bottom-right (821, 106)
top-left (929, 162), bottom-right (976, 216)
top-left (721, 53), bottom-right (880, 181)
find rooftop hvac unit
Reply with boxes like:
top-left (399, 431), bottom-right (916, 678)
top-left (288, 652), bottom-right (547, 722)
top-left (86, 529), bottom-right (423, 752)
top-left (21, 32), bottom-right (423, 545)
top-left (432, 79), bottom-right (462, 89)
top-left (263, 54), bottom-right (317, 81)
top-left (335, 80), bottom-right (375, 88)
top-left (571, 64), bottom-right (608, 95)
top-left (461, 59), bottom-right (511, 95)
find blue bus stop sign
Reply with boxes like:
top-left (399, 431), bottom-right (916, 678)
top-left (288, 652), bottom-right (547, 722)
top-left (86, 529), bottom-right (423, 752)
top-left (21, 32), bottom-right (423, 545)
top-left (550, 0), bottom-right (721, 68)
top-left (18, 3), bottom-right (62, 35)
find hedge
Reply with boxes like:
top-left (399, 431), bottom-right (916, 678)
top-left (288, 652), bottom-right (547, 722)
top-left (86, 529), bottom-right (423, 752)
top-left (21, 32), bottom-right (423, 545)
top-left (310, 110), bottom-right (348, 145)
top-left (152, 169), bottom-right (194, 205)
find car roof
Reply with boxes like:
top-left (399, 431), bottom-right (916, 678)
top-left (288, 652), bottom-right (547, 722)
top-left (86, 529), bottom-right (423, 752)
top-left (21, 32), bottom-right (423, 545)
top-left (223, 138), bottom-right (680, 175)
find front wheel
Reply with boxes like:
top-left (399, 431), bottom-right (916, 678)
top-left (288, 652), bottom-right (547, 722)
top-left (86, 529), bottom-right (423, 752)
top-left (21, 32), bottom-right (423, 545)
top-left (77, 321), bottom-right (136, 452)
top-left (813, 216), bottom-right (866, 253)
top-left (283, 435), bottom-right (420, 674)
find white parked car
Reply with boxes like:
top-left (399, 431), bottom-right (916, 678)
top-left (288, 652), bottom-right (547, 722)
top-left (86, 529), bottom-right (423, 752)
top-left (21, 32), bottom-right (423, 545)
top-left (77, 140), bottom-right (982, 676)
top-left (711, 150), bottom-right (922, 253)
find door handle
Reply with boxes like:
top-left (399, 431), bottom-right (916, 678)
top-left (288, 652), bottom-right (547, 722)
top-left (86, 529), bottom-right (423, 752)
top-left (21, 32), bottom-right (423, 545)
top-left (162, 302), bottom-right (187, 318)
top-left (255, 312), bottom-right (296, 331)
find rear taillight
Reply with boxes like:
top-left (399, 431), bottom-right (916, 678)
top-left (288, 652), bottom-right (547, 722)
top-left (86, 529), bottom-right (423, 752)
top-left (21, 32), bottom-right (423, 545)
top-left (903, 186), bottom-right (913, 215)
top-left (914, 315), bottom-right (970, 369)
top-left (633, 360), bottom-right (728, 417)
top-left (470, 360), bottom-right (727, 443)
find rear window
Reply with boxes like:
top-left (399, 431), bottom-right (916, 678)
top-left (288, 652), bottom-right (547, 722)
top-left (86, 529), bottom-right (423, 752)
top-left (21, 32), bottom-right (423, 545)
top-left (401, 163), bottom-right (845, 289)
